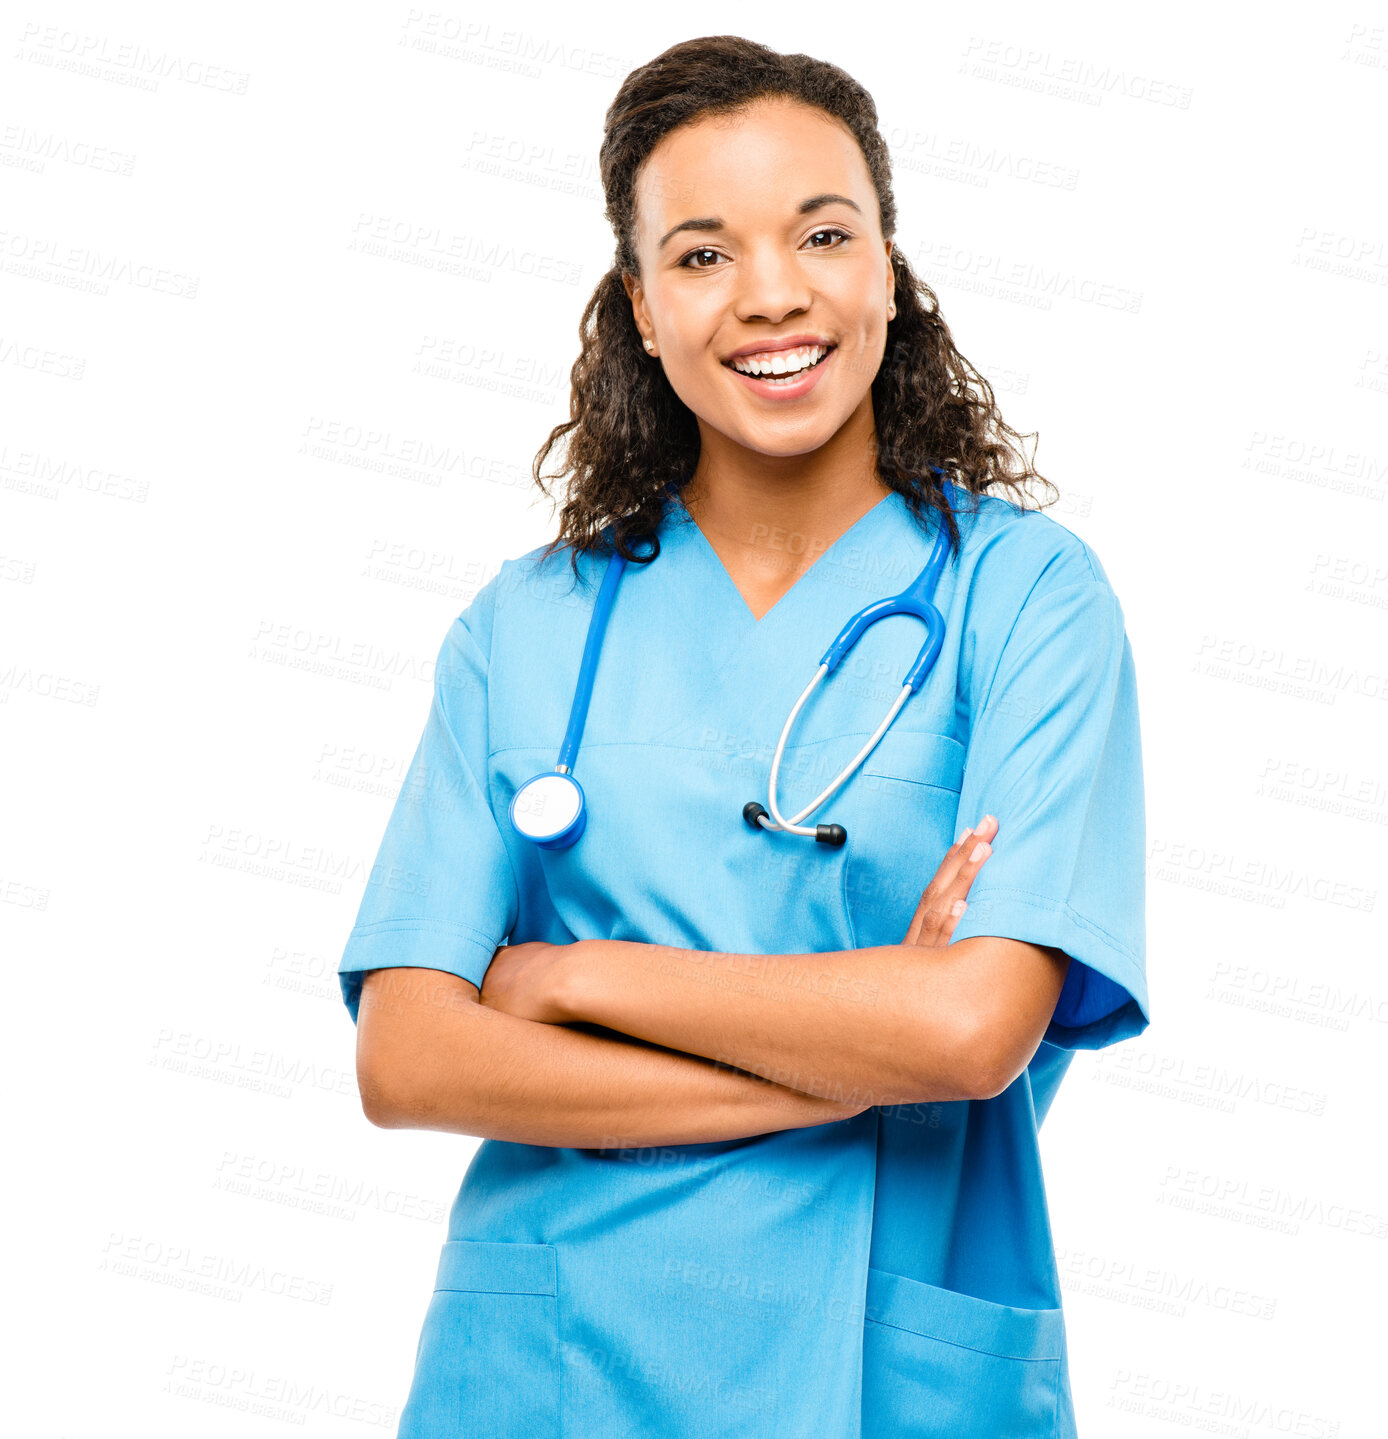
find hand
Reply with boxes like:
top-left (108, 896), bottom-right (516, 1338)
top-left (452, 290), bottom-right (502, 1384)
top-left (477, 940), bottom-right (571, 1024)
top-left (901, 814), bottom-right (997, 949)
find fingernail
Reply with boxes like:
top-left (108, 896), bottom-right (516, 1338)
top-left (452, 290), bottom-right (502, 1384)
top-left (969, 841), bottom-right (990, 862)
top-left (958, 826), bottom-right (974, 843)
top-left (951, 899), bottom-right (967, 917)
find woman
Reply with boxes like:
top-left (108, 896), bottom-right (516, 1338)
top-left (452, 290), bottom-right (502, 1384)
top-left (339, 35), bottom-right (1148, 1439)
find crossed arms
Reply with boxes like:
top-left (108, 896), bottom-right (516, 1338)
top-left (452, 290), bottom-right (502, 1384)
top-left (353, 814), bottom-right (1071, 1148)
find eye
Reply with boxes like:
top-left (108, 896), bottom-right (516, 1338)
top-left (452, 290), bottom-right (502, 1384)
top-left (677, 247), bottom-right (725, 271)
top-left (805, 227), bottom-right (852, 249)
top-left (676, 228), bottom-right (852, 270)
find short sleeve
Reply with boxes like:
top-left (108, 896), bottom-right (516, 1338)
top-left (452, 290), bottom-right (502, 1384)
top-left (949, 577), bottom-right (1149, 1050)
top-left (336, 594), bottom-right (520, 1024)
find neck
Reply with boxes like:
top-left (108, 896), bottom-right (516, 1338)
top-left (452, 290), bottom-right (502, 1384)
top-left (681, 435), bottom-right (891, 563)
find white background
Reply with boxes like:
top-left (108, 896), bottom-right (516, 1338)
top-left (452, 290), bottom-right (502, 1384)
top-left (4, 3), bottom-right (1385, 1435)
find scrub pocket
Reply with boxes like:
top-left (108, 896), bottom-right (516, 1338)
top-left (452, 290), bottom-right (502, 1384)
top-left (861, 1267), bottom-right (1064, 1438)
top-left (843, 726), bottom-right (966, 950)
top-left (398, 1239), bottom-right (560, 1439)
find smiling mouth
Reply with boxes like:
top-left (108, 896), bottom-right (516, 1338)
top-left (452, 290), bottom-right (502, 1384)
top-left (723, 346), bottom-right (836, 385)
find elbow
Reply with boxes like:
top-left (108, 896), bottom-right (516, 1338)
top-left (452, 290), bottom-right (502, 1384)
top-left (358, 1050), bottom-right (469, 1130)
top-left (357, 1063), bottom-right (413, 1128)
top-left (355, 1026), bottom-right (441, 1128)
top-left (357, 1042), bottom-right (491, 1134)
top-left (955, 1014), bottom-right (1027, 1102)
top-left (930, 1008), bottom-right (1018, 1105)
top-left (353, 1017), bottom-right (414, 1127)
top-left (967, 1054), bottom-right (1018, 1102)
top-left (887, 1015), bottom-right (995, 1107)
top-left (352, 967), bottom-right (480, 1129)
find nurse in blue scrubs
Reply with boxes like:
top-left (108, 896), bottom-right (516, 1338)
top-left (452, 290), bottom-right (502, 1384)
top-left (338, 36), bottom-right (1148, 1439)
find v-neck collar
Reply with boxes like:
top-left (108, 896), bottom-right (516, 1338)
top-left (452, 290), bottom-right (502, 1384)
top-left (660, 487), bottom-right (904, 629)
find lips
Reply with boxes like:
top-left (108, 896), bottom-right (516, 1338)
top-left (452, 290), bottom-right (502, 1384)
top-left (723, 343), bottom-right (838, 399)
top-left (727, 347), bottom-right (830, 378)
top-left (723, 334), bottom-right (835, 363)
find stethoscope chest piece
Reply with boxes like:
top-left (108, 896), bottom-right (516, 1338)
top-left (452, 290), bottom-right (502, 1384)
top-left (510, 771), bottom-right (587, 849)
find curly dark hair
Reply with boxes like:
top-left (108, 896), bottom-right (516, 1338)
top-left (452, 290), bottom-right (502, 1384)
top-left (532, 34), bottom-right (1056, 582)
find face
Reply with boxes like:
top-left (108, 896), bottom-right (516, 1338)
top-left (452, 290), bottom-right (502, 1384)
top-left (623, 97), bottom-right (894, 464)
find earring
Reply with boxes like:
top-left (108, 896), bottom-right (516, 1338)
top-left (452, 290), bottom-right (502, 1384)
top-left (644, 339), bottom-right (655, 351)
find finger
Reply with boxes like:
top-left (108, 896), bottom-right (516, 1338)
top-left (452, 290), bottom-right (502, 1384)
top-left (928, 816), bottom-right (996, 899)
top-left (904, 847), bottom-right (978, 943)
top-left (902, 828), bottom-right (972, 946)
top-left (940, 820), bottom-right (996, 902)
top-left (939, 897), bottom-right (968, 943)
top-left (904, 879), bottom-right (949, 946)
top-left (909, 895), bottom-right (968, 948)
top-left (903, 820), bottom-right (997, 946)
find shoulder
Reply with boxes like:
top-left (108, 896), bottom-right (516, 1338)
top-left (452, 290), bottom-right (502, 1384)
top-left (960, 489), bottom-right (1110, 584)
top-left (454, 541), bottom-right (607, 659)
top-left (946, 497), bottom-right (1135, 724)
top-left (951, 493), bottom-right (1131, 694)
top-left (959, 490), bottom-right (1114, 596)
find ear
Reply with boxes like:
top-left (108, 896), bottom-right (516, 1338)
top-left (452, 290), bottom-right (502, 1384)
top-left (621, 273), bottom-right (655, 352)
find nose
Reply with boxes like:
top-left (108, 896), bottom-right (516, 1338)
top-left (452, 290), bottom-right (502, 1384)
top-left (732, 245), bottom-right (813, 325)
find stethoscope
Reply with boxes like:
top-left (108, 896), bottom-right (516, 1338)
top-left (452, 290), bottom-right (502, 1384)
top-left (508, 475), bottom-right (958, 851)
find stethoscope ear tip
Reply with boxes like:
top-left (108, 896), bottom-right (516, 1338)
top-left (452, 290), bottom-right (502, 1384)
top-left (742, 801), bottom-right (771, 830)
top-left (742, 801), bottom-right (847, 847)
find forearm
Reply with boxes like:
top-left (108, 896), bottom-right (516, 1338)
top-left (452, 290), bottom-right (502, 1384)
top-left (364, 970), bottom-right (861, 1147)
top-left (557, 940), bottom-right (983, 1106)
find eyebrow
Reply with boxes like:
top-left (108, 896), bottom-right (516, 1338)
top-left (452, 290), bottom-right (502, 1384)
top-left (657, 193), bottom-right (863, 251)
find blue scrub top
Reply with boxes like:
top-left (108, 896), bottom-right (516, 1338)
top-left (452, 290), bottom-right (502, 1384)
top-left (338, 486), bottom-right (1149, 1439)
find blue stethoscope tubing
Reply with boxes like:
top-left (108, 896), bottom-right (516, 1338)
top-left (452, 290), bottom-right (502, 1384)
top-left (507, 536), bottom-right (630, 849)
top-left (508, 476), bottom-right (958, 850)
top-left (744, 476), bottom-right (957, 846)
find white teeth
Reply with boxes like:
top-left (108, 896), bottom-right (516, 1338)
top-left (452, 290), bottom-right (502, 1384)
top-left (730, 344), bottom-right (829, 378)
